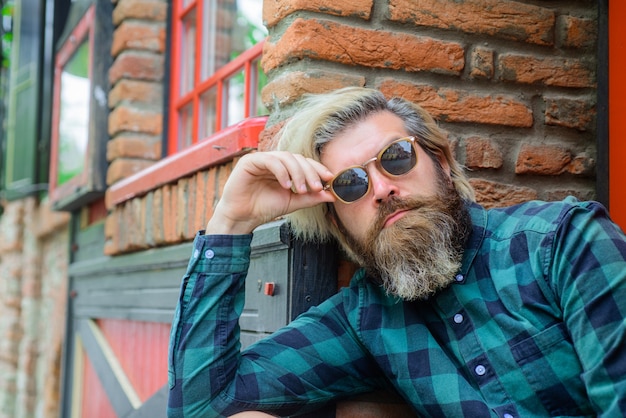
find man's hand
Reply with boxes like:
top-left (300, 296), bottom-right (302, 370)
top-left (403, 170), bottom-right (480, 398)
top-left (206, 151), bottom-right (336, 235)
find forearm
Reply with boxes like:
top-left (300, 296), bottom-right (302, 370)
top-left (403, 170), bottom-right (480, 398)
top-left (167, 232), bottom-right (377, 417)
top-left (167, 232), bottom-right (253, 417)
top-left (553, 202), bottom-right (626, 415)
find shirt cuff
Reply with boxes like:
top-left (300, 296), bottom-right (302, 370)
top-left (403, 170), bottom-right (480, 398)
top-left (185, 231), bottom-right (254, 275)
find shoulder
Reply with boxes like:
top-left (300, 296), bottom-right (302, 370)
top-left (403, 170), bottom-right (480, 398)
top-left (483, 197), bottom-right (608, 240)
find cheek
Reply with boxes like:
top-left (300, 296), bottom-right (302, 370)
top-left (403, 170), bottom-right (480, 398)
top-left (334, 204), bottom-right (370, 241)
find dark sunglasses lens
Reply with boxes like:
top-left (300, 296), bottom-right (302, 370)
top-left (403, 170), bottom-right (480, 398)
top-left (332, 167), bottom-right (369, 202)
top-left (380, 139), bottom-right (416, 175)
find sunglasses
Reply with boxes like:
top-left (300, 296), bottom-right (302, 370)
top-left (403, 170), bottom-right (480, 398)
top-left (323, 136), bottom-right (418, 203)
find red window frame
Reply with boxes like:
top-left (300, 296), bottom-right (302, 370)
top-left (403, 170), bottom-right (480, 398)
top-left (168, 0), bottom-right (266, 155)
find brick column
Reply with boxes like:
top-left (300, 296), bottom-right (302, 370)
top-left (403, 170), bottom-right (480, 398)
top-left (261, 0), bottom-right (599, 208)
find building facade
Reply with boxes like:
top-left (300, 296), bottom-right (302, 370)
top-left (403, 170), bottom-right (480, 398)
top-left (0, 0), bottom-right (623, 416)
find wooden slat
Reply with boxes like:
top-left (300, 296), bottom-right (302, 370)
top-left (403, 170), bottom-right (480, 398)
top-left (78, 319), bottom-right (141, 417)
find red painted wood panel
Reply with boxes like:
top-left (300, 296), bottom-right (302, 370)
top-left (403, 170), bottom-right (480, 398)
top-left (80, 319), bottom-right (171, 417)
top-left (97, 319), bottom-right (171, 402)
top-left (82, 345), bottom-right (117, 418)
top-left (610, 1), bottom-right (626, 230)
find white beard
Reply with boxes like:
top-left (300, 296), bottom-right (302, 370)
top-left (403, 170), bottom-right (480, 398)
top-left (337, 174), bottom-right (471, 301)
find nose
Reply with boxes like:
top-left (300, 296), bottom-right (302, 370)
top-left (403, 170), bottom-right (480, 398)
top-left (368, 165), bottom-right (399, 204)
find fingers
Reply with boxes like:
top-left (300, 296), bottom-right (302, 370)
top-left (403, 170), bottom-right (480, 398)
top-left (244, 151), bottom-right (333, 195)
top-left (288, 154), bottom-right (333, 194)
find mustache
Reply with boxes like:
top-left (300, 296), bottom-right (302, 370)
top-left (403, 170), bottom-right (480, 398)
top-left (371, 194), bottom-right (443, 234)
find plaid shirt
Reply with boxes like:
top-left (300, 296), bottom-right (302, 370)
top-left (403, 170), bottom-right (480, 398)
top-left (168, 198), bottom-right (626, 417)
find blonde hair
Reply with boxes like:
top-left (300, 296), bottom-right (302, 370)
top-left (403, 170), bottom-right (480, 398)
top-left (275, 87), bottom-right (475, 243)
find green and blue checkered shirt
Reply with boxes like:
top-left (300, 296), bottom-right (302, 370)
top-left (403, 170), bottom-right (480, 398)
top-left (168, 198), bottom-right (626, 417)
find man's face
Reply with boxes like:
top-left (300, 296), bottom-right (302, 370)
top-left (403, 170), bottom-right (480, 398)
top-left (320, 111), bottom-right (450, 242)
top-left (320, 111), bottom-right (470, 300)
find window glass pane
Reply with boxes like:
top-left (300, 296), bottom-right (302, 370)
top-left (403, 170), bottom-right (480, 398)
top-left (178, 103), bottom-right (194, 149)
top-left (57, 40), bottom-right (90, 186)
top-left (201, 0), bottom-right (266, 80)
top-left (224, 70), bottom-right (244, 128)
top-left (199, 87), bottom-right (218, 140)
top-left (180, 8), bottom-right (197, 95)
top-left (252, 57), bottom-right (268, 116)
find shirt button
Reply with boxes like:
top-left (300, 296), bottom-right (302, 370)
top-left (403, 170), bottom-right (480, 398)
top-left (475, 365), bottom-right (486, 376)
top-left (204, 249), bottom-right (215, 259)
top-left (453, 313), bottom-right (464, 324)
top-left (455, 274), bottom-right (464, 283)
top-left (193, 249), bottom-right (200, 259)
top-left (503, 414), bottom-right (515, 418)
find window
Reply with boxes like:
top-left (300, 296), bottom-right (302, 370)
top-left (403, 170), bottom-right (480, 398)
top-left (48, 0), bottom-right (112, 211)
top-left (168, 0), bottom-right (267, 155)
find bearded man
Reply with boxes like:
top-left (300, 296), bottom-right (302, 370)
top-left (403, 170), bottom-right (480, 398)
top-left (167, 88), bottom-right (626, 417)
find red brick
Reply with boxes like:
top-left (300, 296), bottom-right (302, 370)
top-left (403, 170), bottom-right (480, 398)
top-left (104, 212), bottom-right (120, 255)
top-left (193, 171), bottom-right (208, 233)
top-left (258, 121), bottom-right (284, 152)
top-left (120, 199), bottom-right (146, 252)
top-left (161, 184), bottom-right (180, 244)
top-left (465, 137), bottom-right (503, 169)
top-left (215, 161), bottom-right (234, 202)
top-left (107, 134), bottom-right (161, 161)
top-left (264, 0), bottom-right (373, 28)
top-left (515, 144), bottom-right (572, 175)
top-left (470, 178), bottom-right (538, 209)
top-left (112, 0), bottom-right (167, 26)
top-left (108, 105), bottom-right (163, 136)
top-left (567, 155), bottom-right (595, 176)
top-left (388, 0), bottom-right (555, 46)
top-left (544, 97), bottom-right (596, 132)
top-left (204, 169), bottom-right (218, 224)
top-left (34, 200), bottom-right (70, 237)
top-left (143, 192), bottom-right (155, 246)
top-left (109, 51), bottom-right (164, 85)
top-left (106, 158), bottom-right (155, 185)
top-left (176, 177), bottom-right (194, 240)
top-left (499, 54), bottom-right (595, 88)
top-left (557, 15), bottom-right (597, 49)
top-left (134, 198), bottom-right (150, 251)
top-left (469, 47), bottom-right (494, 80)
top-left (378, 79), bottom-right (533, 128)
top-left (546, 188), bottom-right (595, 202)
top-left (111, 21), bottom-right (165, 56)
top-left (262, 18), bottom-right (465, 75)
top-left (109, 79), bottom-right (163, 107)
top-left (261, 70), bottom-right (365, 109)
top-left (151, 188), bottom-right (164, 244)
top-left (115, 204), bottom-right (128, 252)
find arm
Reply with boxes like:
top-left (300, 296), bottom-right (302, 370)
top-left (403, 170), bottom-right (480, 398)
top-left (167, 233), bottom-right (380, 417)
top-left (168, 151), bottom-right (372, 416)
top-left (551, 201), bottom-right (626, 416)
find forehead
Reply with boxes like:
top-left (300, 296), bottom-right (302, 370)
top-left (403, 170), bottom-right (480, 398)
top-left (320, 111), bottom-right (409, 170)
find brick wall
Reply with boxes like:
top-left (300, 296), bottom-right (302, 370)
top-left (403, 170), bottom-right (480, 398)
top-left (261, 0), bottom-right (598, 209)
top-left (0, 199), bottom-right (69, 418)
top-left (104, 0), bottom-right (598, 251)
top-left (104, 0), bottom-right (254, 255)
top-left (259, 1), bottom-right (598, 414)
top-left (107, 0), bottom-right (167, 187)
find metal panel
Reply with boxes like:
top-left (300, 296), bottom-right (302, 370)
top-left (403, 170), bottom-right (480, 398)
top-left (64, 218), bottom-right (339, 416)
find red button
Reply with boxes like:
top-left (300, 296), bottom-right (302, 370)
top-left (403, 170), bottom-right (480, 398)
top-left (264, 282), bottom-right (275, 296)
